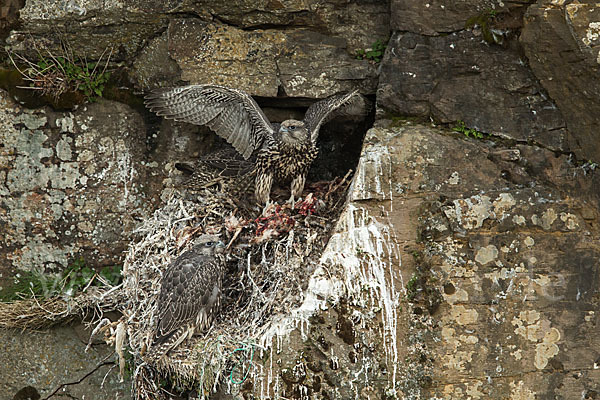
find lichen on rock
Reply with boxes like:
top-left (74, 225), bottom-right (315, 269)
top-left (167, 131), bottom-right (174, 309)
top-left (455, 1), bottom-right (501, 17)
top-left (0, 90), bottom-right (155, 280)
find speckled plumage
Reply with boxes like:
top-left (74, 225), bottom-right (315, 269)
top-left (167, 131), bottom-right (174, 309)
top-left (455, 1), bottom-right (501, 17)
top-left (179, 147), bottom-right (255, 193)
top-left (145, 85), bottom-right (367, 204)
top-left (150, 235), bottom-right (225, 360)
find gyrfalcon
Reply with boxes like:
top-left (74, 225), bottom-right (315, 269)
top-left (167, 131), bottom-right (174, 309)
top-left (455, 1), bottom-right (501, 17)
top-left (150, 234), bottom-right (225, 360)
top-left (145, 85), bottom-right (368, 204)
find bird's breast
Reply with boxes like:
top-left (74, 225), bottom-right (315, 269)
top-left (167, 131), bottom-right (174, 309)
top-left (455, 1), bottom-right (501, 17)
top-left (275, 148), bottom-right (317, 180)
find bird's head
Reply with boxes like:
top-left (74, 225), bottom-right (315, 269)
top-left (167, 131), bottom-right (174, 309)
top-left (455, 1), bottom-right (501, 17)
top-left (192, 234), bottom-right (225, 255)
top-left (279, 119), bottom-right (309, 145)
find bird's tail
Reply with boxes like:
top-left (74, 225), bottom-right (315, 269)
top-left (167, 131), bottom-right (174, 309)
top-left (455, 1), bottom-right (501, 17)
top-left (144, 326), bottom-right (189, 363)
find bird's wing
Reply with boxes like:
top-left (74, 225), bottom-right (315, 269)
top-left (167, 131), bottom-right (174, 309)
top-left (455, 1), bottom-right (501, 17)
top-left (303, 90), bottom-right (370, 143)
top-left (198, 147), bottom-right (255, 177)
top-left (145, 85), bottom-right (275, 159)
top-left (155, 251), bottom-right (217, 341)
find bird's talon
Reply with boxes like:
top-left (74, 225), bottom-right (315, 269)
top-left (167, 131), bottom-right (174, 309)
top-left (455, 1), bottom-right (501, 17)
top-left (262, 200), bottom-right (273, 217)
top-left (287, 195), bottom-right (296, 207)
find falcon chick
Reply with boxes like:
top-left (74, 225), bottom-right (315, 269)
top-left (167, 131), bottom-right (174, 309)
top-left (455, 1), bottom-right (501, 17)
top-left (150, 234), bottom-right (225, 361)
top-left (145, 85), bottom-right (368, 204)
top-left (176, 147), bottom-right (254, 194)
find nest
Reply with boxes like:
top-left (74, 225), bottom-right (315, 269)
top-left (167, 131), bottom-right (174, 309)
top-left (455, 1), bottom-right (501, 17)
top-left (0, 168), bottom-right (351, 398)
top-left (113, 174), bottom-right (352, 398)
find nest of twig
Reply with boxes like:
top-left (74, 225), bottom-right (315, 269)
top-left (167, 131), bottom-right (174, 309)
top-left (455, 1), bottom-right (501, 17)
top-left (0, 170), bottom-right (351, 398)
top-left (114, 173), bottom-right (352, 398)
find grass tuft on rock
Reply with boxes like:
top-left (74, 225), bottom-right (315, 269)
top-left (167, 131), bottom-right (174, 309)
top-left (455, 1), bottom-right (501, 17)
top-left (8, 38), bottom-right (112, 104)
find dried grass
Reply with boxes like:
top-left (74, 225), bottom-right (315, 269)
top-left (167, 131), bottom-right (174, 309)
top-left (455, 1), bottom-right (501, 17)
top-left (7, 36), bottom-right (113, 101)
top-left (0, 284), bottom-right (124, 331)
top-left (0, 172), bottom-right (351, 398)
top-left (117, 175), bottom-right (351, 398)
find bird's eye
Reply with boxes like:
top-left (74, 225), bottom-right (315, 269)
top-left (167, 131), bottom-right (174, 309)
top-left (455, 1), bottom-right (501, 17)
top-left (288, 125), bottom-right (296, 130)
top-left (205, 241), bottom-right (214, 246)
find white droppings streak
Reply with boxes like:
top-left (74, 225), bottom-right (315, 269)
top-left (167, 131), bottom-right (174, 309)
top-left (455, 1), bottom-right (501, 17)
top-left (116, 149), bottom-right (136, 208)
top-left (259, 203), bottom-right (401, 387)
top-left (351, 137), bottom-right (393, 203)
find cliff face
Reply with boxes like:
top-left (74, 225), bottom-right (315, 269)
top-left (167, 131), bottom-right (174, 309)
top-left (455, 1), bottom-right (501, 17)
top-left (366, 121), bottom-right (600, 399)
top-left (1, 0), bottom-right (599, 399)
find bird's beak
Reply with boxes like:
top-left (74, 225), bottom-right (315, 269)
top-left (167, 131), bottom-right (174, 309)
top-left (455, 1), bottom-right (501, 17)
top-left (280, 126), bottom-right (289, 133)
top-left (216, 241), bottom-right (225, 253)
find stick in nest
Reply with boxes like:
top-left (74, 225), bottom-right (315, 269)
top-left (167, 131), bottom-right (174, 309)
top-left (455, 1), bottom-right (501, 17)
top-left (325, 169), bottom-right (353, 202)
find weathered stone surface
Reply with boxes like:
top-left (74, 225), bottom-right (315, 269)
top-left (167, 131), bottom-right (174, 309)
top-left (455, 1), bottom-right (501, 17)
top-left (378, 31), bottom-right (568, 151)
top-left (368, 121), bottom-right (600, 398)
top-left (0, 0), bottom-right (24, 37)
top-left (178, 0), bottom-right (313, 28)
top-left (222, 302), bottom-right (400, 399)
top-left (160, 18), bottom-right (379, 97)
top-left (178, 0), bottom-right (390, 51)
top-left (0, 90), bottom-right (155, 277)
top-left (0, 324), bottom-right (130, 399)
top-left (5, 0), bottom-right (386, 98)
top-left (277, 30), bottom-right (378, 97)
top-left (566, 1), bottom-right (600, 54)
top-left (391, 0), bottom-right (529, 35)
top-left (167, 19), bottom-right (283, 97)
top-left (7, 0), bottom-right (170, 60)
top-left (521, 1), bottom-right (600, 160)
top-left (130, 32), bottom-right (181, 90)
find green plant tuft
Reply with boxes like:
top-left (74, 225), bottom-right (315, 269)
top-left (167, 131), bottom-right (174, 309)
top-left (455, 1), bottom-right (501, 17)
top-left (355, 39), bottom-right (387, 63)
top-left (8, 41), bottom-right (113, 103)
top-left (0, 259), bottom-right (122, 302)
top-left (35, 55), bottom-right (111, 102)
top-left (465, 9), bottom-right (500, 44)
top-left (453, 120), bottom-right (486, 139)
top-left (405, 274), bottom-right (420, 302)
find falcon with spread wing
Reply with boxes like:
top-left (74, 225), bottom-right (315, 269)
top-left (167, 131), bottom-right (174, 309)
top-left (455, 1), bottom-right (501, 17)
top-left (149, 235), bottom-right (225, 361)
top-left (145, 85), bottom-right (368, 204)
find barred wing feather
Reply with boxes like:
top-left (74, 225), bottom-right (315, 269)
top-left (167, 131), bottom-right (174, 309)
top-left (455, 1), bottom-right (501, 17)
top-left (145, 85), bottom-right (275, 159)
top-left (303, 90), bottom-right (370, 143)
